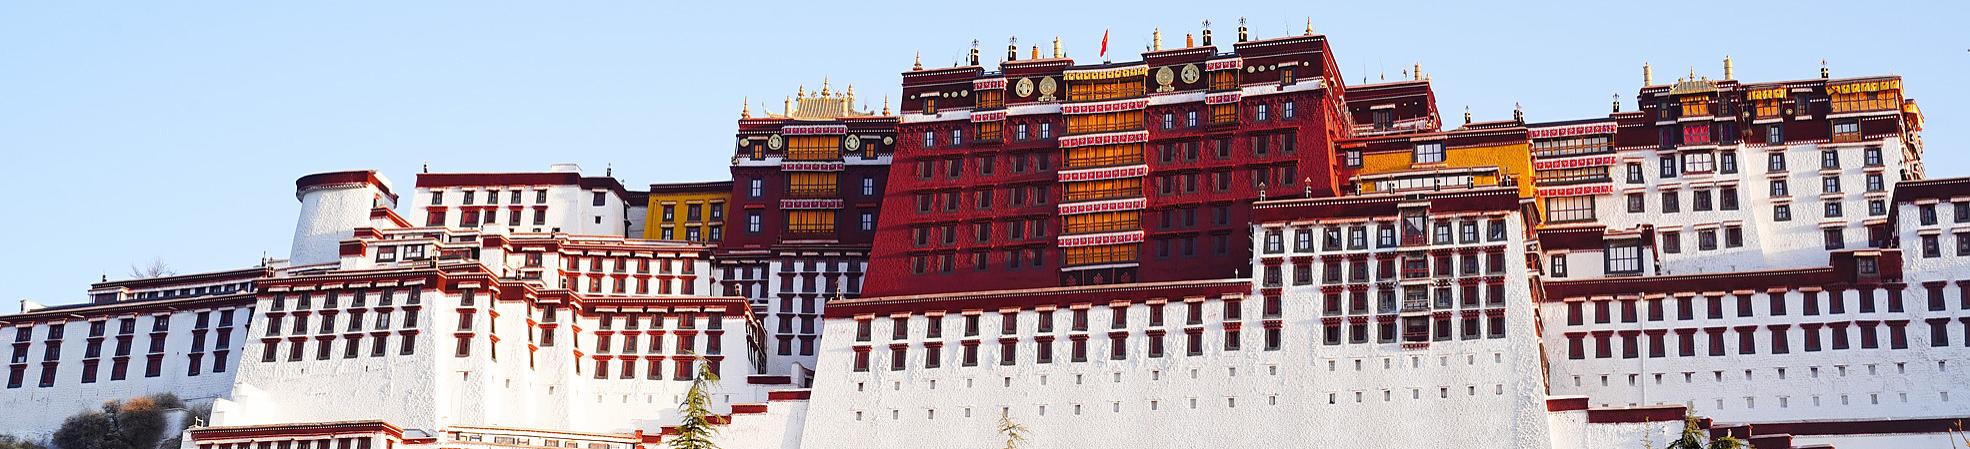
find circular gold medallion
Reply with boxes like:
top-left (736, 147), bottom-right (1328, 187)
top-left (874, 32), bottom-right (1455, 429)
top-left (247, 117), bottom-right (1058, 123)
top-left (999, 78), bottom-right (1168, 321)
top-left (1015, 78), bottom-right (1035, 97)
top-left (1155, 66), bottom-right (1175, 87)
top-left (767, 134), bottom-right (783, 150)
top-left (1181, 64), bottom-right (1201, 84)
top-left (1038, 77), bottom-right (1057, 96)
top-left (843, 135), bottom-right (862, 151)
top-left (882, 136), bottom-right (895, 146)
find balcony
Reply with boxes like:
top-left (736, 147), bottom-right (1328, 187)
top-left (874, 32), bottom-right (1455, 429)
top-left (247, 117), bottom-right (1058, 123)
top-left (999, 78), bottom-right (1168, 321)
top-left (1401, 298), bottom-right (1431, 313)
top-left (1062, 186), bottom-right (1140, 203)
top-left (787, 185), bottom-right (838, 199)
top-left (1832, 97), bottom-right (1898, 114)
top-left (1065, 153), bottom-right (1144, 170)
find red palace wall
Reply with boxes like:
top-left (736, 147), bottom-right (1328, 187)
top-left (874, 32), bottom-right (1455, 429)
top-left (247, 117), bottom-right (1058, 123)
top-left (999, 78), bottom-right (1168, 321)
top-left (865, 32), bottom-right (1347, 297)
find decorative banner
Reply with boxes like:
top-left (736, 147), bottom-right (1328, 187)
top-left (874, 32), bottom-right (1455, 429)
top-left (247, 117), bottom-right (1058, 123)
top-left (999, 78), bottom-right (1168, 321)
top-left (1533, 155), bottom-right (1618, 171)
top-left (1205, 58), bottom-right (1243, 71)
top-left (1058, 164), bottom-right (1149, 183)
top-left (1058, 130), bottom-right (1148, 148)
top-left (783, 125), bottom-right (848, 135)
top-left (780, 199), bottom-right (843, 210)
top-left (973, 78), bottom-right (1008, 90)
top-left (1536, 184), bottom-right (1613, 198)
top-left (781, 162), bottom-right (844, 172)
top-left (1827, 79), bottom-right (1900, 95)
top-left (1058, 197), bottom-right (1147, 215)
top-left (1061, 98), bottom-right (1150, 115)
top-left (1058, 230), bottom-right (1146, 248)
top-left (969, 110), bottom-right (1006, 123)
top-left (1528, 122), bottom-right (1616, 139)
top-left (1063, 65), bottom-right (1148, 81)
top-left (1205, 92), bottom-right (1242, 105)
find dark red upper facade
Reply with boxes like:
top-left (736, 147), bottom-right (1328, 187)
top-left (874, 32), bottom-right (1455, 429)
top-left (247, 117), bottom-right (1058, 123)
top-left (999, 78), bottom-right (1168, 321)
top-left (721, 93), bottom-right (899, 256)
top-left (864, 27), bottom-right (1350, 296)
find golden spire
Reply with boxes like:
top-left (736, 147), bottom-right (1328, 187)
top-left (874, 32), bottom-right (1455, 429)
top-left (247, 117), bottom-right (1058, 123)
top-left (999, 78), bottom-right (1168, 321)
top-left (741, 96), bottom-right (751, 119)
top-left (1413, 62), bottom-right (1421, 81)
top-left (846, 84), bottom-right (855, 104)
top-left (1052, 36), bottom-right (1061, 58)
top-left (821, 77), bottom-right (831, 96)
top-left (1688, 66), bottom-right (1696, 82)
top-left (1642, 61), bottom-right (1652, 86)
top-left (797, 85), bottom-right (806, 98)
top-left (1152, 28), bottom-right (1162, 51)
top-left (1723, 55), bottom-right (1734, 80)
top-left (913, 52), bottom-right (922, 71)
top-left (882, 94), bottom-right (891, 116)
top-left (784, 96), bottom-right (792, 115)
top-left (1305, 17), bottom-right (1313, 35)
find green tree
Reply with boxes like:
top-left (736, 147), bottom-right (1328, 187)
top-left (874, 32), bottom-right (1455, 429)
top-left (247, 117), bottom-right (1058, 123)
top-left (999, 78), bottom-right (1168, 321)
top-left (996, 410), bottom-right (1027, 449)
top-left (51, 394), bottom-right (180, 449)
top-left (0, 435), bottom-right (49, 449)
top-left (1663, 414), bottom-right (1744, 449)
top-left (668, 355), bottom-right (721, 449)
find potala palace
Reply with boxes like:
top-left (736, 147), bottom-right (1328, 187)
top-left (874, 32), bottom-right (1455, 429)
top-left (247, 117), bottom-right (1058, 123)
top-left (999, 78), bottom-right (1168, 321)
top-left (4, 21), bottom-right (1965, 449)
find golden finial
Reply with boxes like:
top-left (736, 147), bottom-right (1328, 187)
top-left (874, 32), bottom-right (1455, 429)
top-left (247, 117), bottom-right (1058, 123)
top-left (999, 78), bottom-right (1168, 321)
top-left (821, 77), bottom-right (831, 96)
top-left (1688, 66), bottom-right (1696, 82)
top-left (1414, 62), bottom-right (1421, 81)
top-left (1305, 17), bottom-right (1313, 35)
top-left (1152, 28), bottom-right (1162, 51)
top-left (882, 94), bottom-right (891, 116)
top-left (797, 85), bottom-right (806, 98)
top-left (783, 96), bottom-right (792, 115)
top-left (1052, 36), bottom-right (1061, 58)
top-left (913, 52), bottom-right (922, 71)
top-left (1723, 55), bottom-right (1734, 80)
top-left (1642, 61), bottom-right (1652, 86)
top-left (741, 96), bottom-right (751, 119)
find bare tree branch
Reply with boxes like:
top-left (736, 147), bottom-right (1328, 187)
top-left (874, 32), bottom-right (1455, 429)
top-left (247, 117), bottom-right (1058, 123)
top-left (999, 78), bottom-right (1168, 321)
top-left (127, 258), bottom-right (174, 279)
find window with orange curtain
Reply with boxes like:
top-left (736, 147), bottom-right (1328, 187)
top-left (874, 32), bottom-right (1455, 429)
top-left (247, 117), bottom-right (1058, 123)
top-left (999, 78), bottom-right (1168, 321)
top-left (976, 90), bottom-right (1004, 109)
top-left (1066, 78), bottom-right (1145, 102)
top-left (1208, 71), bottom-right (1238, 91)
top-left (1064, 243), bottom-right (1138, 266)
top-left (786, 210), bottom-right (835, 235)
top-left (1062, 178), bottom-right (1141, 202)
top-left (1066, 111), bottom-right (1143, 134)
top-left (1062, 211), bottom-right (1139, 235)
top-left (786, 136), bottom-right (841, 161)
top-left (1065, 143), bottom-right (1143, 168)
top-left (787, 172), bottom-right (836, 198)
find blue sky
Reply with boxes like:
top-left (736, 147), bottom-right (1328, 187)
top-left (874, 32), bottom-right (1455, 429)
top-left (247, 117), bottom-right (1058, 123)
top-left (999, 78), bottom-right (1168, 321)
top-left (1, 1), bottom-right (1964, 307)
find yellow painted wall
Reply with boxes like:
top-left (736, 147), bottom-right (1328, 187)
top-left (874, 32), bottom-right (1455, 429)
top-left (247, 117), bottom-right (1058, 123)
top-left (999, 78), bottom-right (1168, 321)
top-left (1356, 142), bottom-right (1535, 198)
top-left (644, 189), bottom-right (731, 243)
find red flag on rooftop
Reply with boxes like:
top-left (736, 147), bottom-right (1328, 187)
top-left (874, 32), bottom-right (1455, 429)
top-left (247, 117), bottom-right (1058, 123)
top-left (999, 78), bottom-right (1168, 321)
top-left (1099, 29), bottom-right (1109, 58)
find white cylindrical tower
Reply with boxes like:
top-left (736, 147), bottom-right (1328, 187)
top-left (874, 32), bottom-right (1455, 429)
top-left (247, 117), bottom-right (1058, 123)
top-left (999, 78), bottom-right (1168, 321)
top-left (290, 170), bottom-right (396, 267)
